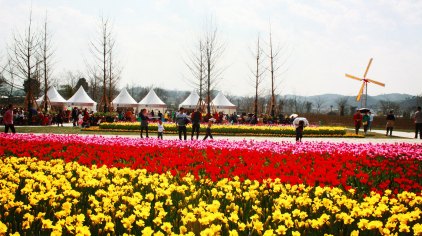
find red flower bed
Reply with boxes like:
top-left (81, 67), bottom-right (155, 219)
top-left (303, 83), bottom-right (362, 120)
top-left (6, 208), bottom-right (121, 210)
top-left (1, 134), bottom-right (421, 195)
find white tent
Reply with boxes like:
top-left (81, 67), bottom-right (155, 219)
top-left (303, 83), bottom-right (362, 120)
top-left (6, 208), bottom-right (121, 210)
top-left (179, 91), bottom-right (200, 109)
top-left (112, 88), bottom-right (138, 109)
top-left (67, 86), bottom-right (97, 111)
top-left (138, 89), bottom-right (167, 113)
top-left (212, 91), bottom-right (237, 114)
top-left (36, 87), bottom-right (67, 106)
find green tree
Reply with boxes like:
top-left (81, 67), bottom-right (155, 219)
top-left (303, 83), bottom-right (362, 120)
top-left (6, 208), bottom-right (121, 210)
top-left (23, 78), bottom-right (41, 98)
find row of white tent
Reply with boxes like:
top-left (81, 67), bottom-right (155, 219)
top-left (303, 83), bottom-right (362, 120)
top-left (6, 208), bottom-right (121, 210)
top-left (179, 91), bottom-right (236, 114)
top-left (36, 87), bottom-right (237, 114)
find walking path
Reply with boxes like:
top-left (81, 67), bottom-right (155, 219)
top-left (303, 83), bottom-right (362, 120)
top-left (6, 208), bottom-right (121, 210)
top-left (370, 129), bottom-right (418, 139)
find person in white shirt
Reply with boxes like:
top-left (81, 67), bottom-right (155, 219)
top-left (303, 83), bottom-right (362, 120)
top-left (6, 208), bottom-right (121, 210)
top-left (157, 120), bottom-right (165, 139)
top-left (414, 106), bottom-right (422, 139)
top-left (368, 111), bottom-right (374, 131)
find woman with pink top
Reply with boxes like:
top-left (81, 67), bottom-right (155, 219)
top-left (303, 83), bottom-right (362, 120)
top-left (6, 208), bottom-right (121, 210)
top-left (3, 104), bottom-right (16, 134)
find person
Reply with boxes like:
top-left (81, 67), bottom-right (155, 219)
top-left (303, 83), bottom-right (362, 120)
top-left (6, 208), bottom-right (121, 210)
top-left (295, 120), bottom-right (305, 142)
top-left (191, 109), bottom-right (202, 140)
top-left (353, 109), bottom-right (363, 135)
top-left (56, 110), bottom-right (64, 127)
top-left (72, 107), bottom-right (78, 127)
top-left (117, 111), bottom-right (124, 121)
top-left (362, 111), bottom-right (370, 135)
top-left (3, 104), bottom-right (16, 134)
top-left (293, 117), bottom-right (309, 142)
top-left (203, 121), bottom-right (213, 140)
top-left (139, 109), bottom-right (150, 138)
top-left (125, 109), bottom-right (133, 121)
top-left (78, 111), bottom-right (83, 128)
top-left (386, 110), bottom-right (396, 136)
top-left (414, 106), bottom-right (422, 139)
top-left (175, 107), bottom-right (189, 140)
top-left (157, 120), bottom-right (165, 139)
top-left (83, 109), bottom-right (90, 128)
top-left (164, 112), bottom-right (169, 122)
top-left (158, 111), bottom-right (163, 121)
top-left (250, 115), bottom-right (258, 125)
top-left (368, 111), bottom-right (374, 131)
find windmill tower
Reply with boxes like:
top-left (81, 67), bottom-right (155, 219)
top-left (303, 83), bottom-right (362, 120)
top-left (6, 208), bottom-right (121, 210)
top-left (345, 58), bottom-right (385, 107)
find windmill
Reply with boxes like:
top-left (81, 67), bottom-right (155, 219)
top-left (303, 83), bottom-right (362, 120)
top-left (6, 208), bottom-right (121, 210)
top-left (345, 58), bottom-right (385, 107)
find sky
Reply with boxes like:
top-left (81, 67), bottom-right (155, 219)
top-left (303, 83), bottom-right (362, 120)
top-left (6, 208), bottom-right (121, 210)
top-left (0, 0), bottom-right (421, 97)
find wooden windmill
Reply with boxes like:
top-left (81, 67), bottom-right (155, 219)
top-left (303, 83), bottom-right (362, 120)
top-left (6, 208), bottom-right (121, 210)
top-left (345, 58), bottom-right (385, 107)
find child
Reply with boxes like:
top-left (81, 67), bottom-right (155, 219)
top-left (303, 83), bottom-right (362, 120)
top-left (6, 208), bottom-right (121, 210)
top-left (295, 120), bottom-right (305, 142)
top-left (203, 121), bottom-right (213, 140)
top-left (157, 120), bottom-right (165, 139)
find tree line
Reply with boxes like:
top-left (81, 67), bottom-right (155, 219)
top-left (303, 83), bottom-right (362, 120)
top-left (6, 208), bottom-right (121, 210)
top-left (2, 9), bottom-right (418, 117)
top-left (0, 9), bottom-right (121, 113)
top-left (1, 8), bottom-right (291, 115)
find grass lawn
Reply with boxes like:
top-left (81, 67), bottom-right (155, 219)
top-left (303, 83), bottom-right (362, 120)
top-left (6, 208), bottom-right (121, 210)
top-left (5, 126), bottom-right (133, 136)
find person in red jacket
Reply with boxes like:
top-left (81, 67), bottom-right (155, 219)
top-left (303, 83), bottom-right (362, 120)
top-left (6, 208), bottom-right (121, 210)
top-left (3, 104), bottom-right (16, 134)
top-left (353, 109), bottom-right (363, 135)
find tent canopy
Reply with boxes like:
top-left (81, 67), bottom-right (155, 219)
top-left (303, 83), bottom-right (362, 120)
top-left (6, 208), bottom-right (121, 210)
top-left (36, 87), bottom-right (67, 105)
top-left (67, 87), bottom-right (97, 107)
top-left (112, 88), bottom-right (138, 108)
top-left (138, 89), bottom-right (167, 109)
top-left (179, 91), bottom-right (200, 109)
top-left (212, 91), bottom-right (236, 114)
top-left (212, 91), bottom-right (236, 108)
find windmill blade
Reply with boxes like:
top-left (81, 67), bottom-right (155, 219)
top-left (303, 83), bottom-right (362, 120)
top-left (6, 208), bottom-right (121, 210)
top-left (356, 82), bottom-right (365, 101)
top-left (367, 78), bottom-right (385, 87)
top-left (363, 58), bottom-right (373, 78)
top-left (345, 74), bottom-right (363, 81)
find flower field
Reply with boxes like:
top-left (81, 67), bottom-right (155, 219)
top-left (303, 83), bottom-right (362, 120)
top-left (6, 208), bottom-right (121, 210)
top-left (98, 122), bottom-right (348, 137)
top-left (1, 134), bottom-right (422, 235)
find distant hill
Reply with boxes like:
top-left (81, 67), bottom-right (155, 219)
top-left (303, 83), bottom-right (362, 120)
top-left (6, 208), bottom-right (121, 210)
top-left (282, 93), bottom-right (413, 108)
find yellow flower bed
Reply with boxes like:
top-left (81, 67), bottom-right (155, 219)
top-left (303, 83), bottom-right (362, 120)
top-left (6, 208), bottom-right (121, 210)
top-left (1, 157), bottom-right (421, 235)
top-left (84, 126), bottom-right (364, 138)
top-left (98, 122), bottom-right (347, 137)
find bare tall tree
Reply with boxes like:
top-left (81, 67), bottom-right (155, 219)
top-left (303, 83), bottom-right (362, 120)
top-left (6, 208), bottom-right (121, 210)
top-left (268, 28), bottom-right (276, 116)
top-left (90, 16), bottom-right (114, 112)
top-left (266, 25), bottom-right (288, 116)
top-left (203, 21), bottom-right (225, 114)
top-left (85, 64), bottom-right (100, 101)
top-left (251, 35), bottom-right (265, 115)
top-left (185, 39), bottom-right (206, 109)
top-left (7, 9), bottom-right (40, 112)
top-left (40, 12), bottom-right (54, 112)
top-left (107, 35), bottom-right (121, 104)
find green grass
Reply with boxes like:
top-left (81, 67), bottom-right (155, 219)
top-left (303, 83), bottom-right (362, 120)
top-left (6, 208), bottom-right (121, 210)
top-left (6, 126), bottom-right (135, 136)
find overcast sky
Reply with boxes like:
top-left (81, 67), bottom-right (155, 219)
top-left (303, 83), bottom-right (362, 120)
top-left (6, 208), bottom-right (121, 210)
top-left (1, 0), bottom-right (421, 97)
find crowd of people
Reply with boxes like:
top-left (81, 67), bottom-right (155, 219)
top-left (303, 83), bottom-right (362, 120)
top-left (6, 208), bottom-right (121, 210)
top-left (135, 107), bottom-right (309, 141)
top-left (0, 105), bottom-right (100, 129)
top-left (116, 108), bottom-right (297, 126)
top-left (2, 103), bottom-right (422, 140)
top-left (353, 106), bottom-right (422, 138)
